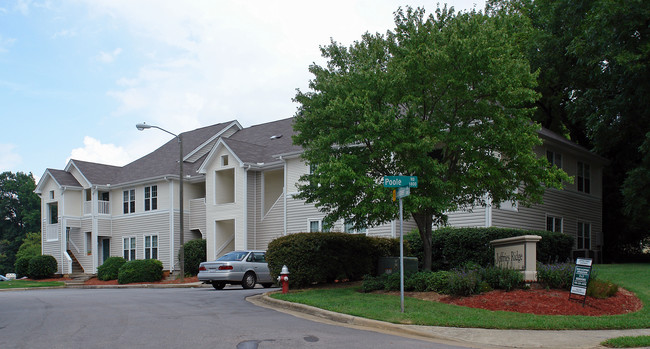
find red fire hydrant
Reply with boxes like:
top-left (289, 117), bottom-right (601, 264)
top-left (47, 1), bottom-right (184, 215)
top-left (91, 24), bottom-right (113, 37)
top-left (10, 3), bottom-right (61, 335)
top-left (277, 265), bottom-right (290, 294)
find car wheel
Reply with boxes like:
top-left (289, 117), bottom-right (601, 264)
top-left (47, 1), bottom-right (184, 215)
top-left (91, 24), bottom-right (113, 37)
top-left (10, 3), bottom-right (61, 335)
top-left (261, 283), bottom-right (273, 288)
top-left (212, 282), bottom-right (226, 290)
top-left (242, 272), bottom-right (256, 289)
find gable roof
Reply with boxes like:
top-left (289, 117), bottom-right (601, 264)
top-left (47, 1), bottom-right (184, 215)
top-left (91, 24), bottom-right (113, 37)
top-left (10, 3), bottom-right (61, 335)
top-left (34, 169), bottom-right (82, 194)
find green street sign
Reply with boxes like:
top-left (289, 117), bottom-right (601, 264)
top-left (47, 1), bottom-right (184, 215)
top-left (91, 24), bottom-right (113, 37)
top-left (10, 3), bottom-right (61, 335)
top-left (383, 176), bottom-right (418, 188)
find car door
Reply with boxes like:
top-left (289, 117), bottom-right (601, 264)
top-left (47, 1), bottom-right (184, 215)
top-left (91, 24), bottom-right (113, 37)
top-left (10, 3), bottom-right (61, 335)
top-left (250, 252), bottom-right (271, 282)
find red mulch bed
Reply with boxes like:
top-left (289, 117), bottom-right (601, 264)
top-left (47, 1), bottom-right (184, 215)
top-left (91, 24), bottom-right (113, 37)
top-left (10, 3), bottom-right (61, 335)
top-left (438, 288), bottom-right (642, 316)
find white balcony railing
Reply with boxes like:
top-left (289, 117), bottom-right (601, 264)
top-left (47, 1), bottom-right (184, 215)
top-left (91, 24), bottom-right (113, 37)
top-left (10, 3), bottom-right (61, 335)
top-left (46, 223), bottom-right (59, 241)
top-left (83, 200), bottom-right (110, 215)
top-left (98, 200), bottom-right (110, 214)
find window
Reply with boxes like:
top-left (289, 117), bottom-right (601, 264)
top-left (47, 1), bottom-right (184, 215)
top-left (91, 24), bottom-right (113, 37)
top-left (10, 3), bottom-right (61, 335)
top-left (546, 216), bottom-right (562, 232)
top-left (577, 222), bottom-right (591, 249)
top-left (144, 235), bottom-right (158, 260)
top-left (49, 190), bottom-right (55, 199)
top-left (123, 189), bottom-right (135, 214)
top-left (123, 237), bottom-right (136, 260)
top-left (221, 155), bottom-right (229, 166)
top-left (344, 220), bottom-right (367, 234)
top-left (577, 162), bottom-right (591, 194)
top-left (48, 203), bottom-right (58, 224)
top-left (546, 150), bottom-right (562, 169)
top-left (308, 220), bottom-right (330, 232)
top-left (144, 185), bottom-right (157, 211)
top-left (86, 232), bottom-right (92, 255)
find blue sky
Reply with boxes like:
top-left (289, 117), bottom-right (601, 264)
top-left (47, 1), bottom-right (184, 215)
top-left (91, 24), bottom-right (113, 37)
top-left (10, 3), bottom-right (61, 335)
top-left (0, 0), bottom-right (485, 181)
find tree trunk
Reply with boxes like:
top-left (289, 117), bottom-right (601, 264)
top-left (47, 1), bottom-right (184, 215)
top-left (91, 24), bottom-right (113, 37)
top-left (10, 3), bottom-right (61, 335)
top-left (412, 212), bottom-right (433, 271)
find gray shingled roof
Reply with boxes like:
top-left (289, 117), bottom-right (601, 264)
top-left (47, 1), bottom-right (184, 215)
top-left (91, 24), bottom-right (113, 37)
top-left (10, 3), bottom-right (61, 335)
top-left (227, 117), bottom-right (301, 164)
top-left (47, 169), bottom-right (82, 187)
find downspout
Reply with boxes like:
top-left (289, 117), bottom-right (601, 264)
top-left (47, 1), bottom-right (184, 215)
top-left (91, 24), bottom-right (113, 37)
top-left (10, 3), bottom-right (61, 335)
top-left (485, 195), bottom-right (493, 228)
top-left (243, 164), bottom-right (250, 250)
top-left (91, 186), bottom-right (98, 273)
top-left (60, 187), bottom-right (66, 275)
top-left (281, 156), bottom-right (287, 236)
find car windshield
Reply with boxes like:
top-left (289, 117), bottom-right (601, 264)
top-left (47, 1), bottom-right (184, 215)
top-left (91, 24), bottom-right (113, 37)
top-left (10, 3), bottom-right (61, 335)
top-left (217, 251), bottom-right (249, 262)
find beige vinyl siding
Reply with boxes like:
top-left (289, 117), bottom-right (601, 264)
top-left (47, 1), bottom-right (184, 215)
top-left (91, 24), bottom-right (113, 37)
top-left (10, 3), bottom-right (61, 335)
top-left (80, 217), bottom-right (92, 233)
top-left (447, 207), bottom-right (488, 228)
top-left (246, 171), bottom-right (284, 250)
top-left (189, 198), bottom-right (206, 234)
top-left (97, 218), bottom-right (112, 237)
top-left (64, 190), bottom-right (82, 217)
top-left (285, 157), bottom-right (308, 194)
top-left (111, 211), bottom-right (172, 270)
top-left (492, 188), bottom-right (603, 248)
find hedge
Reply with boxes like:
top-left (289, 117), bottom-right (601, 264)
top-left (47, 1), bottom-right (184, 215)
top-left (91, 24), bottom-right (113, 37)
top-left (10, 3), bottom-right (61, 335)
top-left (97, 257), bottom-right (127, 281)
top-left (266, 232), bottom-right (399, 289)
top-left (15, 256), bottom-right (32, 278)
top-left (405, 227), bottom-right (574, 270)
top-left (117, 259), bottom-right (163, 284)
top-left (28, 255), bottom-right (57, 279)
top-left (181, 239), bottom-right (207, 276)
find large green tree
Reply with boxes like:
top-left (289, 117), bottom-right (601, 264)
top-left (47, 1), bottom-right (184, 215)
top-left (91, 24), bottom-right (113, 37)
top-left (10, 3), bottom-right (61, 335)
top-left (0, 171), bottom-right (40, 274)
top-left (495, 0), bottom-right (650, 257)
top-left (293, 6), bottom-right (569, 270)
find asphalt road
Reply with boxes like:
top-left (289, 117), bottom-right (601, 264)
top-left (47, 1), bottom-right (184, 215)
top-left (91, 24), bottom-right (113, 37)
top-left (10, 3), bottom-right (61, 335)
top-left (0, 286), bottom-right (473, 349)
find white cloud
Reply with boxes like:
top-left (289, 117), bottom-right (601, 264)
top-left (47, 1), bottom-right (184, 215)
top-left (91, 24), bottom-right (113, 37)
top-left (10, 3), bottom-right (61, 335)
top-left (0, 144), bottom-right (22, 172)
top-left (51, 29), bottom-right (77, 39)
top-left (68, 136), bottom-right (133, 167)
top-left (0, 34), bottom-right (16, 53)
top-left (97, 48), bottom-right (122, 63)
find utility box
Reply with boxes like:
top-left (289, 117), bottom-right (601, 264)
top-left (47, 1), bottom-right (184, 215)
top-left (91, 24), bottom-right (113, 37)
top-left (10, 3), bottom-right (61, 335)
top-left (378, 257), bottom-right (418, 275)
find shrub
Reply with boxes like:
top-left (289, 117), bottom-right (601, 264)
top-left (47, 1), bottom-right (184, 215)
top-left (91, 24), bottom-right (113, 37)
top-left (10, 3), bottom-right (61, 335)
top-left (405, 271), bottom-right (431, 292)
top-left (383, 272), bottom-right (402, 291)
top-left (28, 255), bottom-right (57, 279)
top-left (407, 227), bottom-right (575, 270)
top-left (361, 274), bottom-right (386, 293)
top-left (267, 233), bottom-right (398, 289)
top-left (447, 268), bottom-right (481, 296)
top-left (97, 257), bottom-right (126, 281)
top-left (15, 232), bottom-right (41, 261)
top-left (15, 256), bottom-right (32, 278)
top-left (182, 239), bottom-right (206, 276)
top-left (481, 266), bottom-right (524, 291)
top-left (537, 262), bottom-right (574, 290)
top-left (118, 259), bottom-right (163, 284)
top-left (426, 271), bottom-right (452, 293)
top-left (587, 279), bottom-right (619, 299)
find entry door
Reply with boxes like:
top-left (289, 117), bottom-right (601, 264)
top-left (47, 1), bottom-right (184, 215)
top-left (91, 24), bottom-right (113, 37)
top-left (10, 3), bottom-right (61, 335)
top-left (102, 239), bottom-right (110, 263)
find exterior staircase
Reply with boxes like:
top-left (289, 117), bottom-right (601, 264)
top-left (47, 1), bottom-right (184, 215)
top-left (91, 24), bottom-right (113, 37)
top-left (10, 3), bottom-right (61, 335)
top-left (65, 250), bottom-right (93, 286)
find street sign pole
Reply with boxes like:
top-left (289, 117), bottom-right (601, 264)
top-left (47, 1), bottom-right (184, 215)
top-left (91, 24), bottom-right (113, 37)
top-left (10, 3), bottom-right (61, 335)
top-left (399, 196), bottom-right (404, 313)
top-left (383, 175), bottom-right (417, 314)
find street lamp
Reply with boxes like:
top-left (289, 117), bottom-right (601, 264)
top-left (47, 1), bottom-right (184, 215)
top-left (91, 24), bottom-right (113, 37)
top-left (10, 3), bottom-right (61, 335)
top-left (136, 122), bottom-right (185, 282)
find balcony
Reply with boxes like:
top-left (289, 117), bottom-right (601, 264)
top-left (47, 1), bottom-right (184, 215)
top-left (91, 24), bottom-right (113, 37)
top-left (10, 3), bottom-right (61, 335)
top-left (46, 223), bottom-right (59, 241)
top-left (83, 200), bottom-right (111, 215)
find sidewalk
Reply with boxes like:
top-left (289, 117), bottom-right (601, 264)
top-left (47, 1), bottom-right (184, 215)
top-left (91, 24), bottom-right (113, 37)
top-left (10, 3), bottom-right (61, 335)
top-left (249, 292), bottom-right (650, 349)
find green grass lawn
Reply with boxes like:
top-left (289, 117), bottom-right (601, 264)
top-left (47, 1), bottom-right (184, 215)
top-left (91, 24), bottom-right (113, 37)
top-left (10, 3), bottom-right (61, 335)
top-left (272, 263), bottom-right (650, 330)
top-left (0, 279), bottom-right (65, 289)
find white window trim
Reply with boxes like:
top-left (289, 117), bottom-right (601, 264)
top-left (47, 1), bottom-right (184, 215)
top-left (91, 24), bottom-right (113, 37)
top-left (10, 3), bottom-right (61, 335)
top-left (546, 215), bottom-right (563, 233)
top-left (144, 234), bottom-right (159, 260)
top-left (144, 185), bottom-right (158, 211)
top-left (123, 236), bottom-right (136, 261)
top-left (546, 150), bottom-right (562, 169)
top-left (308, 219), bottom-right (330, 232)
top-left (123, 189), bottom-right (136, 214)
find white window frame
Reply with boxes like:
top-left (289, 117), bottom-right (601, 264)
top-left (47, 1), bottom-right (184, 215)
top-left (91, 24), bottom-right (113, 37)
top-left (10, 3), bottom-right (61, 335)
top-left (144, 185), bottom-right (157, 211)
top-left (144, 234), bottom-right (158, 260)
top-left (123, 236), bottom-right (136, 261)
top-left (577, 222), bottom-right (591, 250)
top-left (344, 220), bottom-right (368, 234)
top-left (546, 150), bottom-right (562, 169)
top-left (308, 219), bottom-right (330, 232)
top-left (546, 215), bottom-right (563, 233)
top-left (221, 155), bottom-right (229, 167)
top-left (123, 189), bottom-right (135, 214)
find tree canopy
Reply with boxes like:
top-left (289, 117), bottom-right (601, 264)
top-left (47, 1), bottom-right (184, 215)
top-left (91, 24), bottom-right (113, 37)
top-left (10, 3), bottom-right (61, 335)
top-left (293, 6), bottom-right (569, 270)
top-left (0, 171), bottom-right (40, 274)
top-left (491, 0), bottom-right (650, 257)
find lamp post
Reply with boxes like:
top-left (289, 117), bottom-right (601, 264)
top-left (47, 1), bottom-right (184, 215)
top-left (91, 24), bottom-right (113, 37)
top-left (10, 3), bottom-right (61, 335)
top-left (136, 123), bottom-right (184, 282)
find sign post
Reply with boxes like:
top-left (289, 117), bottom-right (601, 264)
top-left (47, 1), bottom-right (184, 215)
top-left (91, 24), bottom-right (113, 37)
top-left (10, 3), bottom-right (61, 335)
top-left (569, 258), bottom-right (593, 307)
top-left (384, 175), bottom-right (417, 313)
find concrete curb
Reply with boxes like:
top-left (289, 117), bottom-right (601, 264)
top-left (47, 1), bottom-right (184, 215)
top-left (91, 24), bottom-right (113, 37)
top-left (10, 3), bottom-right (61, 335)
top-left (0, 281), bottom-right (209, 291)
top-left (249, 291), bottom-right (650, 349)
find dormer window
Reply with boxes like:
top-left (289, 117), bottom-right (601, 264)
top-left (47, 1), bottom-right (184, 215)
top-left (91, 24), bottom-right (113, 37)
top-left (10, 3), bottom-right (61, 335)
top-left (49, 190), bottom-right (54, 200)
top-left (221, 155), bottom-right (229, 167)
